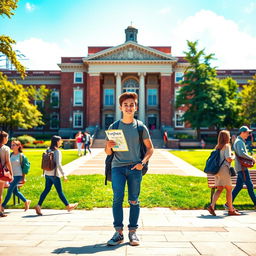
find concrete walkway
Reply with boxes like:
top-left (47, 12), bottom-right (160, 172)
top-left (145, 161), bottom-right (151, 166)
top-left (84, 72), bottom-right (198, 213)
top-left (0, 208), bottom-right (256, 256)
top-left (65, 148), bottom-right (206, 177)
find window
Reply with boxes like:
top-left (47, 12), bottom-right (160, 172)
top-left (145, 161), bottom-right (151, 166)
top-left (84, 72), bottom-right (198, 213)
top-left (34, 100), bottom-right (44, 109)
top-left (50, 113), bottom-right (59, 129)
top-left (104, 89), bottom-right (114, 106)
top-left (147, 89), bottom-right (157, 106)
top-left (174, 87), bottom-right (181, 103)
top-left (73, 88), bottom-right (83, 106)
top-left (73, 111), bottom-right (83, 128)
top-left (122, 79), bottom-right (139, 95)
top-left (74, 72), bottom-right (83, 83)
top-left (175, 72), bottom-right (184, 83)
top-left (175, 111), bottom-right (184, 128)
top-left (50, 90), bottom-right (59, 108)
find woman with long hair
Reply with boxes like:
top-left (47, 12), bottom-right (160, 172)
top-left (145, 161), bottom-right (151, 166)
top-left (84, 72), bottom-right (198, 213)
top-left (0, 131), bottom-right (13, 217)
top-left (35, 135), bottom-right (78, 215)
top-left (207, 130), bottom-right (240, 216)
top-left (2, 140), bottom-right (31, 212)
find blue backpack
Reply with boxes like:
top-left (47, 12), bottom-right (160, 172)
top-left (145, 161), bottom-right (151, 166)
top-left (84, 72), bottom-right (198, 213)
top-left (204, 149), bottom-right (225, 175)
top-left (105, 119), bottom-right (148, 185)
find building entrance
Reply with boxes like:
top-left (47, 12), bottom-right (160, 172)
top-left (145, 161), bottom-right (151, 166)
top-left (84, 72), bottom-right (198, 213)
top-left (148, 114), bottom-right (157, 130)
top-left (105, 114), bottom-right (114, 129)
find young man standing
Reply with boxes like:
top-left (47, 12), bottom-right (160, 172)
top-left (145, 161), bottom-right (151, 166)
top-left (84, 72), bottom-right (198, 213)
top-left (105, 92), bottom-right (154, 246)
top-left (232, 126), bottom-right (256, 208)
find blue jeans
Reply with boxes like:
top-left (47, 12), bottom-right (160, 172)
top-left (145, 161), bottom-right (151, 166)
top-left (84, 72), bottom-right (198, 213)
top-left (37, 175), bottom-right (69, 206)
top-left (84, 143), bottom-right (91, 155)
top-left (2, 176), bottom-right (27, 207)
top-left (232, 169), bottom-right (256, 205)
top-left (111, 165), bottom-right (142, 231)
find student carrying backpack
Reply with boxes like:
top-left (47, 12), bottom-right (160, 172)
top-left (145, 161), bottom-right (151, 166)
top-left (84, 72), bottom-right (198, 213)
top-left (104, 92), bottom-right (154, 247)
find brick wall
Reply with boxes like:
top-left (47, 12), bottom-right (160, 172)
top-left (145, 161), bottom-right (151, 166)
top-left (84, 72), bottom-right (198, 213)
top-left (87, 75), bottom-right (101, 126)
top-left (160, 75), bottom-right (173, 126)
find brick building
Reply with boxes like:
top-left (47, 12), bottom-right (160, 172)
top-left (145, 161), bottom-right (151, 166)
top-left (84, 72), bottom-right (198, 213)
top-left (2, 26), bottom-right (256, 138)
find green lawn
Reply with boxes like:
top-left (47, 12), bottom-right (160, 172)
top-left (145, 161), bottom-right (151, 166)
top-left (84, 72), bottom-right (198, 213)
top-left (3, 149), bottom-right (256, 210)
top-left (170, 149), bottom-right (211, 171)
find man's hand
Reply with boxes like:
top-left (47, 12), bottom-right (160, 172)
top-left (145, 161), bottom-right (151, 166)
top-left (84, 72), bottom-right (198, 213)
top-left (131, 163), bottom-right (144, 171)
top-left (106, 140), bottom-right (116, 149)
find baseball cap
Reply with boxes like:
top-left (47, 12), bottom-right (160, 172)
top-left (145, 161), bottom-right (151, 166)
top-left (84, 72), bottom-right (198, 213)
top-left (239, 126), bottom-right (252, 133)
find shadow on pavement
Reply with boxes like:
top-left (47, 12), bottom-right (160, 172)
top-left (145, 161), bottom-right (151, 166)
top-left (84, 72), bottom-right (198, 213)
top-left (22, 212), bottom-right (71, 218)
top-left (52, 243), bottom-right (128, 254)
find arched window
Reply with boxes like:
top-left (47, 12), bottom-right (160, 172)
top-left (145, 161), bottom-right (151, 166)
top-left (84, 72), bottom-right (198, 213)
top-left (122, 79), bottom-right (139, 95)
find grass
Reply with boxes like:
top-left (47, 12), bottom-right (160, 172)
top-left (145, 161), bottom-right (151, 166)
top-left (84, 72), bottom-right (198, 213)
top-left (3, 149), bottom-right (256, 210)
top-left (170, 149), bottom-right (211, 171)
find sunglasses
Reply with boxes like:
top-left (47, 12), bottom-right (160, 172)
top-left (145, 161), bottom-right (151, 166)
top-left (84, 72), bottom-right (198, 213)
top-left (11, 144), bottom-right (19, 147)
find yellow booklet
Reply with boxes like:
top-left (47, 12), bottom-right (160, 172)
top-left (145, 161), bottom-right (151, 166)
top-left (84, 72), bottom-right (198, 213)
top-left (105, 129), bottom-right (129, 151)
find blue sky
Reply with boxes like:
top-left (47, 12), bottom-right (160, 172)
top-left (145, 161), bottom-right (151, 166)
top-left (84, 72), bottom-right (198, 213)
top-left (1, 0), bottom-right (256, 70)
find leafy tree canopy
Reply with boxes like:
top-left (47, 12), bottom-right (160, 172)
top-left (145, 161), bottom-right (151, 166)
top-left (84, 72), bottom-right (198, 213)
top-left (0, 0), bottom-right (26, 77)
top-left (241, 75), bottom-right (256, 125)
top-left (0, 73), bottom-right (48, 132)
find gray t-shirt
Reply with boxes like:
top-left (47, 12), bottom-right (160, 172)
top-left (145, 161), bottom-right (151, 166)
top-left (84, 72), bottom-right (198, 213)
top-left (108, 119), bottom-right (150, 168)
top-left (10, 153), bottom-right (23, 176)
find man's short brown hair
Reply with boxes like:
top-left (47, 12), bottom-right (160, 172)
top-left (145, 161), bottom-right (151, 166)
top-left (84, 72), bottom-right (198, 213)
top-left (119, 92), bottom-right (138, 106)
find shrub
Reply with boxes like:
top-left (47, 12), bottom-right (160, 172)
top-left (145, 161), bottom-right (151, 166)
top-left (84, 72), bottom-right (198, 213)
top-left (16, 135), bottom-right (36, 145)
top-left (174, 133), bottom-right (194, 139)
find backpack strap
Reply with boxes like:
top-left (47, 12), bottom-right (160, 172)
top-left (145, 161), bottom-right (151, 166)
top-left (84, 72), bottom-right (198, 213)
top-left (136, 119), bottom-right (144, 147)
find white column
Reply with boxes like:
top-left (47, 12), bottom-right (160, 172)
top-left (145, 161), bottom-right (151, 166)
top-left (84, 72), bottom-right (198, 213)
top-left (138, 72), bottom-right (146, 123)
top-left (115, 72), bottom-right (122, 121)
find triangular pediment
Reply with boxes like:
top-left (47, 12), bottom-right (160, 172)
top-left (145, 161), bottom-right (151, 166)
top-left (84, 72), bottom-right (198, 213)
top-left (84, 42), bottom-right (177, 62)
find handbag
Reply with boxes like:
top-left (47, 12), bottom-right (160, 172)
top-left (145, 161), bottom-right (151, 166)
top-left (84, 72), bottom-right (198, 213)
top-left (236, 154), bottom-right (254, 168)
top-left (229, 167), bottom-right (236, 177)
top-left (0, 163), bottom-right (12, 182)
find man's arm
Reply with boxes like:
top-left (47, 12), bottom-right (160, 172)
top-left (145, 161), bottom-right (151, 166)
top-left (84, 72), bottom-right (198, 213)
top-left (105, 140), bottom-right (116, 155)
top-left (236, 140), bottom-right (254, 160)
top-left (131, 138), bottom-right (154, 170)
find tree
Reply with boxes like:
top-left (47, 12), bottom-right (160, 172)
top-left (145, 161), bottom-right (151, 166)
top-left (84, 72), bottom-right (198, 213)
top-left (176, 41), bottom-right (225, 139)
top-left (241, 75), bottom-right (256, 125)
top-left (220, 77), bottom-right (244, 129)
top-left (0, 73), bottom-right (48, 132)
top-left (0, 0), bottom-right (26, 77)
top-left (0, 0), bottom-right (49, 134)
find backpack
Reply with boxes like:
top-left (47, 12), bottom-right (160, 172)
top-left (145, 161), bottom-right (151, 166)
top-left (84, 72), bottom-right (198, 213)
top-left (105, 119), bottom-right (148, 185)
top-left (10, 152), bottom-right (30, 174)
top-left (204, 149), bottom-right (225, 175)
top-left (41, 150), bottom-right (56, 172)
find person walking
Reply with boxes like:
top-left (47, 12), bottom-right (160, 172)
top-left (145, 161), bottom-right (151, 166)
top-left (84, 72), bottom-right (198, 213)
top-left (0, 131), bottom-right (13, 217)
top-left (83, 131), bottom-right (92, 155)
top-left (35, 135), bottom-right (78, 215)
top-left (75, 131), bottom-right (83, 156)
top-left (207, 130), bottom-right (240, 216)
top-left (105, 92), bottom-right (154, 246)
top-left (2, 140), bottom-right (31, 212)
top-left (231, 126), bottom-right (256, 208)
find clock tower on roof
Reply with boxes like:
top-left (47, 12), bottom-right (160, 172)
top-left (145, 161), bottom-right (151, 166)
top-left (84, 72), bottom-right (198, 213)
top-left (125, 25), bottom-right (138, 43)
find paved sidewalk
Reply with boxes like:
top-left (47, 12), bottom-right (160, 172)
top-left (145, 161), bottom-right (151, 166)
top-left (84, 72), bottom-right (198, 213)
top-left (0, 208), bottom-right (256, 255)
top-left (66, 148), bottom-right (205, 177)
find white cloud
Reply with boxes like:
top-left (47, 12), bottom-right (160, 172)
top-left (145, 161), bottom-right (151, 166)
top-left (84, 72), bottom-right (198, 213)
top-left (158, 8), bottom-right (171, 15)
top-left (15, 38), bottom-right (86, 70)
top-left (170, 10), bottom-right (256, 69)
top-left (244, 2), bottom-right (256, 14)
top-left (25, 2), bottom-right (36, 12)
top-left (15, 38), bottom-right (63, 70)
